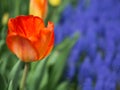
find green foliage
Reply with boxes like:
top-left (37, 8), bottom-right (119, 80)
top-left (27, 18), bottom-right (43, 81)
top-left (0, 73), bottom-right (7, 90)
top-left (56, 81), bottom-right (69, 90)
top-left (8, 61), bottom-right (24, 90)
top-left (6, 34), bottom-right (78, 90)
top-left (46, 0), bottom-right (70, 24)
top-left (0, 0), bottom-right (79, 90)
top-left (25, 34), bottom-right (78, 90)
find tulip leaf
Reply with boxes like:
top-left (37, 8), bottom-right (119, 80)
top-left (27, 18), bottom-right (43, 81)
top-left (39, 67), bottom-right (49, 90)
top-left (0, 40), bottom-right (4, 51)
top-left (34, 59), bottom-right (48, 90)
top-left (8, 60), bottom-right (23, 90)
top-left (13, 0), bottom-right (21, 16)
top-left (27, 58), bottom-right (48, 90)
top-left (48, 34), bottom-right (79, 90)
top-left (47, 50), bottom-right (60, 67)
top-left (9, 60), bottom-right (23, 79)
top-left (8, 80), bottom-right (13, 90)
top-left (0, 73), bottom-right (7, 90)
top-left (56, 81), bottom-right (69, 90)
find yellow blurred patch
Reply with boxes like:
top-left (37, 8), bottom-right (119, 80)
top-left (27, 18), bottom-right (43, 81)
top-left (49, 0), bottom-right (61, 7)
top-left (2, 13), bottom-right (9, 25)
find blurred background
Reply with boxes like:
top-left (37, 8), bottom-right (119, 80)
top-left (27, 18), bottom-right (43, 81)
top-left (0, 0), bottom-right (120, 90)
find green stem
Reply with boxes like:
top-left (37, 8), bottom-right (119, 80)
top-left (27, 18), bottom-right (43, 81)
top-left (14, 0), bottom-right (20, 16)
top-left (20, 63), bottom-right (29, 90)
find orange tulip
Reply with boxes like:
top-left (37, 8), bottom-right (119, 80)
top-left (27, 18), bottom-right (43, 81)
top-left (29, 0), bottom-right (47, 19)
top-left (6, 15), bottom-right (54, 62)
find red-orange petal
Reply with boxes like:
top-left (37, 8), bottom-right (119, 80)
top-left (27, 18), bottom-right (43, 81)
top-left (8, 15), bottom-right (45, 38)
top-left (40, 29), bottom-right (54, 59)
top-left (40, 22), bottom-right (54, 59)
top-left (33, 21), bottom-right (54, 60)
top-left (6, 35), bottom-right (38, 62)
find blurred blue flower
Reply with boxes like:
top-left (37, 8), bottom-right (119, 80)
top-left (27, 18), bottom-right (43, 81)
top-left (95, 79), bottom-right (104, 90)
top-left (82, 78), bottom-right (93, 90)
top-left (55, 0), bottom-right (120, 89)
top-left (78, 57), bottom-right (95, 84)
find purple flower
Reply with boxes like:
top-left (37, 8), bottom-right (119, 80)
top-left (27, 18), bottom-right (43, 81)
top-left (55, 0), bottom-right (120, 89)
top-left (82, 78), bottom-right (93, 90)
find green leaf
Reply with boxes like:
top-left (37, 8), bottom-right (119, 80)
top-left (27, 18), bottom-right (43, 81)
top-left (47, 50), bottom-right (59, 67)
top-left (56, 81), bottom-right (69, 90)
top-left (0, 73), bottom-right (7, 90)
top-left (39, 67), bottom-right (49, 90)
top-left (8, 80), bottom-right (13, 90)
top-left (48, 34), bottom-right (79, 90)
top-left (8, 60), bottom-right (23, 90)
top-left (9, 61), bottom-right (23, 79)
top-left (27, 58), bottom-right (48, 90)
top-left (0, 40), bottom-right (5, 50)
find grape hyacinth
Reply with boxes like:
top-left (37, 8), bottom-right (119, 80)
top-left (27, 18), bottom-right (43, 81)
top-left (55, 0), bottom-right (120, 89)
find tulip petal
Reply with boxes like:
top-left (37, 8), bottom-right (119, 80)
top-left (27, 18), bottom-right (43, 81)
top-left (6, 35), bottom-right (38, 62)
top-left (33, 21), bottom-right (54, 60)
top-left (41, 30), bottom-right (54, 59)
top-left (8, 16), bottom-right (44, 38)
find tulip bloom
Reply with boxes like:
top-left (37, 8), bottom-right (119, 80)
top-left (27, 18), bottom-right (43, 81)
top-left (29, 0), bottom-right (47, 19)
top-left (6, 15), bottom-right (54, 62)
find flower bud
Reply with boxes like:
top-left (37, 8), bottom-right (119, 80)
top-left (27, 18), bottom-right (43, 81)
top-left (29, 0), bottom-right (47, 19)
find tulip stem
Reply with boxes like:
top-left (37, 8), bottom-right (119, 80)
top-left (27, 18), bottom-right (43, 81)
top-left (20, 63), bottom-right (29, 90)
